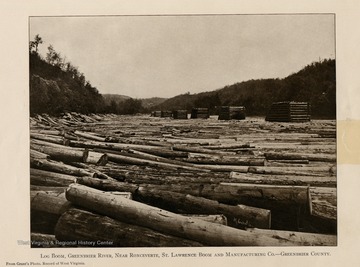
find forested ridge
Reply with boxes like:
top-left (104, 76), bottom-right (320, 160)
top-left (29, 35), bottom-right (144, 116)
top-left (154, 59), bottom-right (336, 118)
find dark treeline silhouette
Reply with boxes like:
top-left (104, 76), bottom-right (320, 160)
top-left (29, 35), bottom-right (144, 116)
top-left (154, 59), bottom-right (336, 118)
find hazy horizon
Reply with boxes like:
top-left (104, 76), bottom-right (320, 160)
top-left (30, 14), bottom-right (335, 99)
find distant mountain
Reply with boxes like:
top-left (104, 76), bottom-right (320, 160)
top-left (102, 94), bottom-right (132, 105)
top-left (140, 97), bottom-right (168, 109)
top-left (153, 59), bottom-right (336, 118)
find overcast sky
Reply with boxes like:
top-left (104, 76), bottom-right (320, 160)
top-left (30, 15), bottom-right (335, 98)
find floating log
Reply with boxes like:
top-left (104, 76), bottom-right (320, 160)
top-left (30, 168), bottom-right (77, 187)
top-left (30, 142), bottom-right (88, 163)
top-left (71, 162), bottom-right (114, 180)
top-left (30, 133), bottom-right (69, 146)
top-left (70, 140), bottom-right (189, 158)
top-left (105, 151), bottom-right (207, 172)
top-left (173, 145), bottom-right (236, 155)
top-left (76, 177), bottom-right (139, 193)
top-left (185, 214), bottom-right (227, 225)
top-left (30, 191), bottom-right (72, 234)
top-left (136, 187), bottom-right (271, 229)
top-left (185, 155), bottom-right (265, 166)
top-left (309, 187), bottom-right (337, 221)
top-left (31, 233), bottom-right (61, 248)
top-left (30, 158), bottom-right (96, 177)
top-left (230, 172), bottom-right (337, 187)
top-left (74, 130), bottom-right (107, 142)
top-left (65, 184), bottom-right (305, 246)
top-left (246, 228), bottom-right (336, 246)
top-left (30, 149), bottom-right (49, 160)
top-left (264, 152), bottom-right (336, 162)
top-left (55, 208), bottom-right (203, 247)
top-left (84, 150), bottom-right (108, 165)
top-left (127, 149), bottom-right (197, 168)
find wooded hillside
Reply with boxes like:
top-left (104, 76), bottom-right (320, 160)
top-left (154, 59), bottom-right (336, 118)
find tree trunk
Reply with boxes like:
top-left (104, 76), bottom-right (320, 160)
top-left (55, 208), bottom-right (203, 247)
top-left (65, 184), bottom-right (308, 246)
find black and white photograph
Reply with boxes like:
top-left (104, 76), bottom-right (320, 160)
top-left (1, 1), bottom-right (360, 266)
top-left (29, 14), bottom-right (337, 247)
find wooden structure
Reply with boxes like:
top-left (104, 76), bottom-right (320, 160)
top-left (173, 110), bottom-right (188, 120)
top-left (151, 111), bottom-right (162, 117)
top-left (266, 102), bottom-right (311, 122)
top-left (218, 106), bottom-right (246, 120)
top-left (191, 108), bottom-right (209, 119)
top-left (161, 110), bottom-right (173, 118)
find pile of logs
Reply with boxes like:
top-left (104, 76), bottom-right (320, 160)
top-left (218, 106), bottom-right (246, 120)
top-left (266, 102), bottom-right (311, 122)
top-left (191, 108), bottom-right (209, 119)
top-left (161, 110), bottom-right (173, 118)
top-left (173, 110), bottom-right (188, 120)
top-left (30, 113), bottom-right (336, 247)
top-left (151, 111), bottom-right (162, 117)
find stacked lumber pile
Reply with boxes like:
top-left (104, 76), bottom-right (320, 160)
top-left (191, 108), bottom-right (209, 119)
top-left (173, 110), bottom-right (188, 119)
top-left (218, 106), bottom-right (246, 120)
top-left (30, 114), bottom-right (336, 247)
top-left (266, 102), bottom-right (311, 122)
top-left (151, 111), bottom-right (162, 117)
top-left (161, 110), bottom-right (173, 118)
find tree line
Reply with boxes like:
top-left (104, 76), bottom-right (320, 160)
top-left (153, 59), bottom-right (336, 118)
top-left (29, 34), bottom-right (144, 116)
